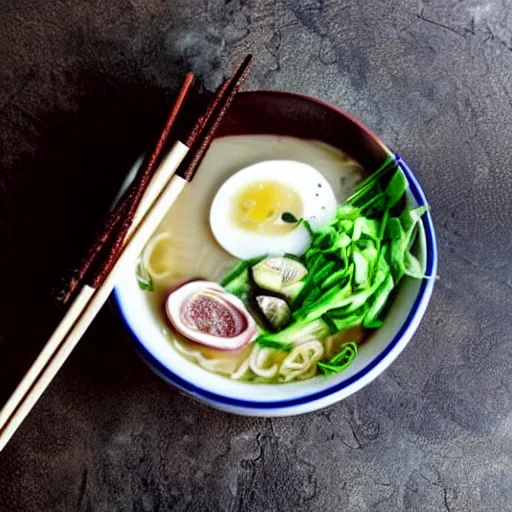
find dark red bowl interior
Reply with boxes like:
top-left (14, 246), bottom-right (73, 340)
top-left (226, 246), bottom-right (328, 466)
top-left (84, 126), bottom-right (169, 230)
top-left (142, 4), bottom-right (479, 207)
top-left (215, 90), bottom-right (390, 173)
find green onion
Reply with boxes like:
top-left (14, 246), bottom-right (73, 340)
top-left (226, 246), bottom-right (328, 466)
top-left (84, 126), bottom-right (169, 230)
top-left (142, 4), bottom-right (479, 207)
top-left (221, 257), bottom-right (265, 287)
top-left (255, 338), bottom-right (294, 351)
top-left (218, 157), bottom-right (431, 372)
top-left (318, 342), bottom-right (358, 376)
top-left (281, 212), bottom-right (300, 223)
top-left (135, 257), bottom-right (153, 292)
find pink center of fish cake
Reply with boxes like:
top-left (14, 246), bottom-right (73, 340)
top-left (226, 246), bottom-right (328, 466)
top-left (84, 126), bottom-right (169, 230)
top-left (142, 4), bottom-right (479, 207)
top-left (181, 292), bottom-right (247, 338)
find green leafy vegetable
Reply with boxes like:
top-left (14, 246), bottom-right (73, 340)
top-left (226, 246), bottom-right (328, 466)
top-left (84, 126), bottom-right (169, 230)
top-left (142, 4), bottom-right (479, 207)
top-left (352, 217), bottom-right (379, 242)
top-left (221, 257), bottom-right (265, 298)
top-left (281, 281), bottom-right (306, 300)
top-left (363, 274), bottom-right (394, 328)
top-left (322, 314), bottom-right (339, 335)
top-left (281, 212), bottom-right (300, 223)
top-left (384, 168), bottom-right (408, 208)
top-left (256, 339), bottom-right (294, 351)
top-left (329, 310), bottom-right (368, 332)
top-left (223, 271), bottom-right (250, 299)
top-left (403, 252), bottom-right (424, 279)
top-left (302, 219), bottom-right (315, 237)
top-left (135, 257), bottom-right (153, 292)
top-left (256, 318), bottom-right (329, 347)
top-left (219, 156), bottom-right (431, 379)
top-left (353, 249), bottom-right (370, 287)
top-left (317, 342), bottom-right (358, 375)
top-left (221, 257), bottom-right (264, 287)
top-left (346, 155), bottom-right (395, 209)
top-left (289, 162), bottom-right (428, 334)
top-left (321, 266), bottom-right (351, 290)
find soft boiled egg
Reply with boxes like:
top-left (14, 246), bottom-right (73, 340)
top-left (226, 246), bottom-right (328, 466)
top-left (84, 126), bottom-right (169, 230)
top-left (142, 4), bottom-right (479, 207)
top-left (209, 160), bottom-right (337, 259)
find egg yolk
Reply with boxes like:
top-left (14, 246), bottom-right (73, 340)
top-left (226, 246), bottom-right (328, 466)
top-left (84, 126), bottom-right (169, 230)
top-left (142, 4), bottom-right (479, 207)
top-left (231, 181), bottom-right (303, 235)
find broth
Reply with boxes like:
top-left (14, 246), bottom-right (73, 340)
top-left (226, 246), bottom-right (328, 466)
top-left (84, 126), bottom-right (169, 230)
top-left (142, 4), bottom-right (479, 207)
top-left (142, 135), bottom-right (365, 380)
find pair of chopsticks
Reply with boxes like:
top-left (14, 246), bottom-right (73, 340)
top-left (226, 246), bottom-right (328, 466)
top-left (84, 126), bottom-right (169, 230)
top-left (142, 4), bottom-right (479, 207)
top-left (0, 55), bottom-right (253, 452)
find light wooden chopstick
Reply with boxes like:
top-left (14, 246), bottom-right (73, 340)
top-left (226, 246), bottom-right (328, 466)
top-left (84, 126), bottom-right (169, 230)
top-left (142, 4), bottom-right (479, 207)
top-left (0, 55), bottom-right (253, 452)
top-left (55, 73), bottom-right (197, 307)
top-left (0, 146), bottom-right (188, 452)
top-left (0, 111), bottom-right (191, 445)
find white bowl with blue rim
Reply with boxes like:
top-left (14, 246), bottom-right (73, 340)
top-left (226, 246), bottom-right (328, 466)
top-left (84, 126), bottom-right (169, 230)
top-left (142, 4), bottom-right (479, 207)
top-left (113, 91), bottom-right (437, 416)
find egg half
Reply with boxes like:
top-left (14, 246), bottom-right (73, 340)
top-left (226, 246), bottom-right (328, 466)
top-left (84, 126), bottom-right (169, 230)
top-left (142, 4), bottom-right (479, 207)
top-left (209, 160), bottom-right (337, 259)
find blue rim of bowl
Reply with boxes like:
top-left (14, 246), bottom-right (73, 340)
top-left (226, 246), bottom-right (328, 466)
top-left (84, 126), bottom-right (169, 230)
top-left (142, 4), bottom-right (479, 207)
top-left (113, 154), bottom-right (437, 409)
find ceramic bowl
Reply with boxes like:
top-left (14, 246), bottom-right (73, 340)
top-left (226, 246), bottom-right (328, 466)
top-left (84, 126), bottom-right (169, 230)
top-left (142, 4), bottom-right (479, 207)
top-left (113, 91), bottom-right (437, 416)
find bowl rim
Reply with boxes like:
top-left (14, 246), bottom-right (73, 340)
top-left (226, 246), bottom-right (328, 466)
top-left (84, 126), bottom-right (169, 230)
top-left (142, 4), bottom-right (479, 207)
top-left (113, 91), bottom-right (438, 410)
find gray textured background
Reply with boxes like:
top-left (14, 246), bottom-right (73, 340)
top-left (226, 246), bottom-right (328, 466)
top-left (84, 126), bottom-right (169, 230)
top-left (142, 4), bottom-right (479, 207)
top-left (1, 1), bottom-right (512, 511)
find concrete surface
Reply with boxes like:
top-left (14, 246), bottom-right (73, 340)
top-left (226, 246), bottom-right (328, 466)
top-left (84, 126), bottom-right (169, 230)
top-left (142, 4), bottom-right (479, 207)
top-left (1, 0), bottom-right (512, 510)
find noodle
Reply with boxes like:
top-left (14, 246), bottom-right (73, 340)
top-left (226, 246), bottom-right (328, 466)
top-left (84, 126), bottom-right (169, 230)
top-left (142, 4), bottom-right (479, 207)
top-left (323, 325), bottom-right (365, 359)
top-left (173, 339), bottom-right (245, 375)
top-left (137, 135), bottom-right (366, 384)
top-left (249, 345), bottom-right (279, 379)
top-left (143, 232), bottom-right (177, 281)
top-left (278, 340), bottom-right (324, 383)
top-left (231, 356), bottom-right (251, 380)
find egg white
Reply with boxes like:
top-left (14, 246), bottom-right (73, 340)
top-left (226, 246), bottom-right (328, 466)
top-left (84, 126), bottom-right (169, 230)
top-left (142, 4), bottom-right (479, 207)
top-left (209, 160), bottom-right (337, 260)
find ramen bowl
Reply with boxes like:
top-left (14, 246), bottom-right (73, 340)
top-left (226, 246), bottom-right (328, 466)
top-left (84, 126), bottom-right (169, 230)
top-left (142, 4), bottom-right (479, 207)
top-left (113, 91), bottom-right (437, 416)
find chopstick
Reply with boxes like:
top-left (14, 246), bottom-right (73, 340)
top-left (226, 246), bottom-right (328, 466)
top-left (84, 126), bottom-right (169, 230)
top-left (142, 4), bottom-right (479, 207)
top-left (92, 54), bottom-right (253, 288)
top-left (56, 73), bottom-right (196, 306)
top-left (0, 74), bottom-right (196, 443)
top-left (0, 55), bottom-right (253, 452)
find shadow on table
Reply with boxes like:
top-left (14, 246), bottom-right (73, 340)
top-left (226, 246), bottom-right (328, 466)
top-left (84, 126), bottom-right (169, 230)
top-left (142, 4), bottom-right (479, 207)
top-left (0, 62), bottom-right (195, 407)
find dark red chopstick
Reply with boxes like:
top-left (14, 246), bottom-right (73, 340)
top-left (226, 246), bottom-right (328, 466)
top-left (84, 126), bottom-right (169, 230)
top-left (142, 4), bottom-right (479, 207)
top-left (90, 55), bottom-right (254, 289)
top-left (57, 55), bottom-right (253, 300)
top-left (56, 73), bottom-right (195, 305)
